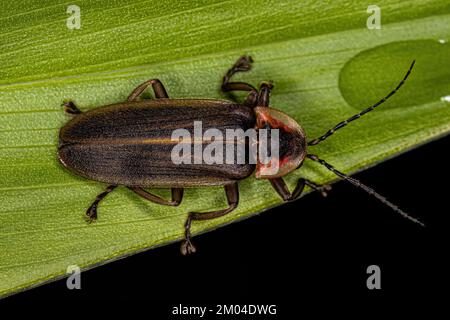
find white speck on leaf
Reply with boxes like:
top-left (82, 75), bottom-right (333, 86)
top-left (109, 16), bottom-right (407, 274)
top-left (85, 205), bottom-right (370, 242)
top-left (441, 95), bottom-right (450, 103)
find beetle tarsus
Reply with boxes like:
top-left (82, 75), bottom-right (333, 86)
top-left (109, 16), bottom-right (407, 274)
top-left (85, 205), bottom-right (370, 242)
top-left (181, 214), bottom-right (196, 255)
top-left (231, 55), bottom-right (253, 72)
top-left (270, 177), bottom-right (330, 201)
top-left (180, 183), bottom-right (239, 255)
top-left (84, 185), bottom-right (118, 223)
top-left (304, 180), bottom-right (332, 197)
top-left (62, 100), bottom-right (82, 115)
top-left (180, 238), bottom-right (197, 255)
top-left (85, 204), bottom-right (98, 223)
top-left (222, 56), bottom-right (257, 94)
top-left (222, 56), bottom-right (273, 109)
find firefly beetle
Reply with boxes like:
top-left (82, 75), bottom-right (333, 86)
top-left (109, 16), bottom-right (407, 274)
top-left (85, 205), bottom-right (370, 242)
top-left (58, 56), bottom-right (422, 255)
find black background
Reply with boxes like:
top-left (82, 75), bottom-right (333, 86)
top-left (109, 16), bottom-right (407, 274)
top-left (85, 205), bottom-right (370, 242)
top-left (2, 134), bottom-right (449, 313)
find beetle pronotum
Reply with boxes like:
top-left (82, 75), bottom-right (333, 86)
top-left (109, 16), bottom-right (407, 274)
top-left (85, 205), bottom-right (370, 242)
top-left (58, 56), bottom-right (422, 255)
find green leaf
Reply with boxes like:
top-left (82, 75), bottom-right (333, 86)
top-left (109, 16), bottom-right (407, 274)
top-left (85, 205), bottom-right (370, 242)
top-left (1, 0), bottom-right (449, 297)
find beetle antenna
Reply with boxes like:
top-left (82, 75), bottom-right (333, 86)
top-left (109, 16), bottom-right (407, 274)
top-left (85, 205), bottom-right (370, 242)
top-left (308, 60), bottom-right (415, 146)
top-left (307, 154), bottom-right (425, 226)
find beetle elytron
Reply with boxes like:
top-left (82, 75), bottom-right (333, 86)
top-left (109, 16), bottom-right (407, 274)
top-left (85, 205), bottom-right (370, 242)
top-left (58, 56), bottom-right (422, 255)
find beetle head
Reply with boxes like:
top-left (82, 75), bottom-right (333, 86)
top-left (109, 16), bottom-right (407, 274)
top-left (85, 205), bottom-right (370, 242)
top-left (254, 106), bottom-right (307, 179)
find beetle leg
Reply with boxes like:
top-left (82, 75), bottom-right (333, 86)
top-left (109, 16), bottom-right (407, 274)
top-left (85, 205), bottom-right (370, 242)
top-left (180, 183), bottom-right (239, 255)
top-left (85, 185), bottom-right (118, 222)
top-left (62, 100), bottom-right (82, 115)
top-left (222, 56), bottom-right (257, 93)
top-left (256, 82), bottom-right (273, 107)
top-left (269, 177), bottom-right (331, 201)
top-left (128, 187), bottom-right (183, 206)
top-left (127, 79), bottom-right (169, 101)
